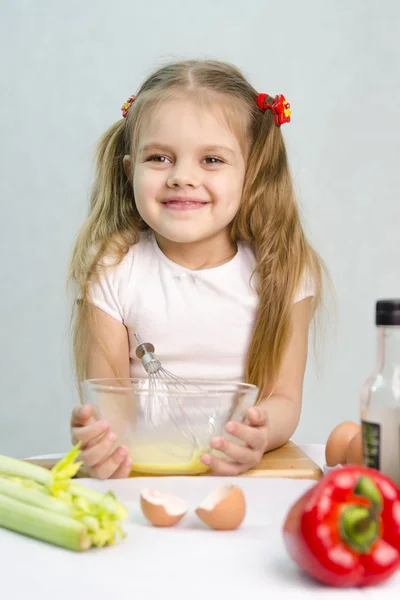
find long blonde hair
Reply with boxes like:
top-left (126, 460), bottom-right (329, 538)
top-left (68, 59), bottom-right (327, 397)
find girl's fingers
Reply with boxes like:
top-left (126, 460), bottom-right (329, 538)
top-left (91, 446), bottom-right (130, 480)
top-left (200, 453), bottom-right (242, 476)
top-left (81, 431), bottom-right (118, 468)
top-left (109, 455), bottom-right (133, 479)
top-left (71, 419), bottom-right (110, 447)
top-left (70, 405), bottom-right (95, 428)
top-left (247, 407), bottom-right (268, 426)
top-left (81, 427), bottom-right (109, 451)
top-left (225, 421), bottom-right (267, 450)
top-left (209, 436), bottom-right (255, 464)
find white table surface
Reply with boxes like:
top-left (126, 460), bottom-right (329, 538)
top-left (1, 444), bottom-right (398, 599)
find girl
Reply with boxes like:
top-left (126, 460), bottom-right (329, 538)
top-left (68, 59), bottom-right (326, 479)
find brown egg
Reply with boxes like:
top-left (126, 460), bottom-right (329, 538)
top-left (325, 421), bottom-right (361, 467)
top-left (195, 484), bottom-right (246, 531)
top-left (345, 431), bottom-right (364, 465)
top-left (140, 489), bottom-right (187, 527)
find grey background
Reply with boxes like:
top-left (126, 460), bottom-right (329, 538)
top-left (1, 0), bottom-right (399, 458)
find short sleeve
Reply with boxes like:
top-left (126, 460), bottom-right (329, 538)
top-left (293, 267), bottom-right (316, 304)
top-left (88, 254), bottom-right (129, 323)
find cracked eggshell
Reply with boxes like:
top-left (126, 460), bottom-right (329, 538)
top-left (195, 484), bottom-right (246, 530)
top-left (140, 489), bottom-right (188, 527)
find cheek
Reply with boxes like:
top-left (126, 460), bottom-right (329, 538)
top-left (218, 174), bottom-right (244, 209)
top-left (133, 169), bottom-right (163, 207)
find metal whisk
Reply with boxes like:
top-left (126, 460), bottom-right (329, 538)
top-left (134, 333), bottom-right (217, 448)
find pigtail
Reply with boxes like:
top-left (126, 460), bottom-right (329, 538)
top-left (69, 119), bottom-right (143, 291)
top-left (67, 119), bottom-right (145, 392)
top-left (232, 106), bottom-right (323, 396)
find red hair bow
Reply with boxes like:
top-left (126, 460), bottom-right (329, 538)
top-left (257, 93), bottom-right (291, 126)
top-left (121, 94), bottom-right (136, 118)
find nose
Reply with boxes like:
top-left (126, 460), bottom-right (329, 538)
top-left (167, 160), bottom-right (200, 188)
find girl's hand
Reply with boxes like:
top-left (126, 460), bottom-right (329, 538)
top-left (70, 405), bottom-right (132, 479)
top-left (200, 407), bottom-right (269, 476)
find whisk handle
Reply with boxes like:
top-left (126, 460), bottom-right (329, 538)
top-left (134, 332), bottom-right (161, 374)
top-left (134, 333), bottom-right (155, 358)
top-left (135, 342), bottom-right (156, 359)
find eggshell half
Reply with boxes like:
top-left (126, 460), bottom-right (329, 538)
top-left (140, 489), bottom-right (187, 527)
top-left (195, 484), bottom-right (246, 530)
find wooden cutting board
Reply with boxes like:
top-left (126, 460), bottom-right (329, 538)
top-left (25, 441), bottom-right (322, 480)
top-left (240, 441), bottom-right (322, 480)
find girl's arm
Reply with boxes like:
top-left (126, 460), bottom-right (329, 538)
top-left (201, 297), bottom-right (314, 475)
top-left (70, 307), bottom-right (132, 479)
top-left (257, 296), bottom-right (312, 451)
top-left (86, 306), bottom-right (131, 379)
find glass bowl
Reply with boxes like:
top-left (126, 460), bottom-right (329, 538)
top-left (82, 377), bottom-right (259, 475)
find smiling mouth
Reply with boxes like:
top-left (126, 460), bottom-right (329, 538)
top-left (161, 200), bottom-right (209, 211)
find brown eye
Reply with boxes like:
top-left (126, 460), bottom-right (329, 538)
top-left (203, 156), bottom-right (223, 165)
top-left (147, 155), bottom-right (171, 163)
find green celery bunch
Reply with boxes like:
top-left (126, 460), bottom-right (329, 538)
top-left (0, 443), bottom-right (128, 551)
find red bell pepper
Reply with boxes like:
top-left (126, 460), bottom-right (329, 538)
top-left (283, 465), bottom-right (400, 587)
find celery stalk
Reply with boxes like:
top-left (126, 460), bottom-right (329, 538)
top-left (0, 455), bottom-right (52, 485)
top-left (82, 515), bottom-right (100, 533)
top-left (0, 494), bottom-right (91, 551)
top-left (0, 443), bottom-right (83, 490)
top-left (0, 477), bottom-right (100, 534)
top-left (68, 483), bottom-right (128, 521)
top-left (0, 477), bottom-right (73, 516)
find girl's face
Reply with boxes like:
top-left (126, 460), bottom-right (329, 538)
top-left (128, 98), bottom-right (246, 245)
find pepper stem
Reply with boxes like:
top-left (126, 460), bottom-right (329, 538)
top-left (354, 476), bottom-right (383, 510)
top-left (339, 475), bottom-right (383, 554)
top-left (340, 506), bottom-right (379, 553)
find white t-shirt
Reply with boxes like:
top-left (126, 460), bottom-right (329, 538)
top-left (89, 232), bottom-right (314, 381)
